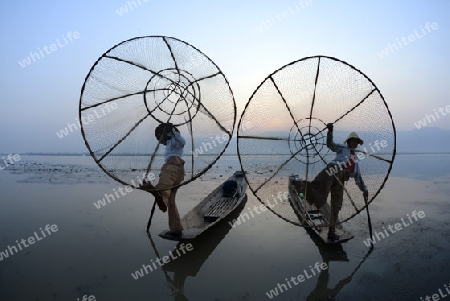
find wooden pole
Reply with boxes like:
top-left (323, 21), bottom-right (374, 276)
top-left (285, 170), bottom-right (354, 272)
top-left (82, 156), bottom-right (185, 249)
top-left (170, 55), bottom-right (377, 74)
top-left (147, 200), bottom-right (157, 232)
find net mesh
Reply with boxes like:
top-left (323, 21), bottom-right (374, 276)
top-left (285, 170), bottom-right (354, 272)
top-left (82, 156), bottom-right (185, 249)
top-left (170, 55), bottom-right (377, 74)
top-left (237, 56), bottom-right (396, 226)
top-left (79, 36), bottom-right (235, 189)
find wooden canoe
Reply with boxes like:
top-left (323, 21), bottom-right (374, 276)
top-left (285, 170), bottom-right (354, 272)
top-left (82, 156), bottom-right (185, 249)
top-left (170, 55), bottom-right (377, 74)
top-left (159, 171), bottom-right (248, 241)
top-left (288, 175), bottom-right (353, 244)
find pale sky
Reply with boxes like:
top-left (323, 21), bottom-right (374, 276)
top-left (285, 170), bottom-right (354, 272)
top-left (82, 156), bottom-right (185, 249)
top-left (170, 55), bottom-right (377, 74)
top-left (1, 0), bottom-right (449, 153)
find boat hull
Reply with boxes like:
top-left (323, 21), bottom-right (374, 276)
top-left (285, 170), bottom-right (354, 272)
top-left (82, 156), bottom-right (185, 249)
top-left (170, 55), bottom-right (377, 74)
top-left (287, 175), bottom-right (353, 244)
top-left (159, 171), bottom-right (248, 241)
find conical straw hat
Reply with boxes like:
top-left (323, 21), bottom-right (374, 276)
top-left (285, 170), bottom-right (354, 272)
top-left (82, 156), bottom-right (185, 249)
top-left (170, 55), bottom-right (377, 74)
top-left (344, 132), bottom-right (363, 145)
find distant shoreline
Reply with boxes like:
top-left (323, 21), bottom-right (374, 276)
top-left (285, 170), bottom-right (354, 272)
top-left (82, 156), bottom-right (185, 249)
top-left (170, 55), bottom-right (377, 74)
top-left (2, 152), bottom-right (450, 156)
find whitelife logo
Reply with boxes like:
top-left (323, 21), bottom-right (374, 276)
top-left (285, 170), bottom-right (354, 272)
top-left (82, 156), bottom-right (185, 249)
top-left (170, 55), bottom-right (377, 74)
top-left (0, 224), bottom-right (59, 261)
top-left (18, 31), bottom-right (81, 68)
top-left (56, 103), bottom-right (118, 139)
top-left (377, 22), bottom-right (438, 58)
top-left (131, 243), bottom-right (193, 280)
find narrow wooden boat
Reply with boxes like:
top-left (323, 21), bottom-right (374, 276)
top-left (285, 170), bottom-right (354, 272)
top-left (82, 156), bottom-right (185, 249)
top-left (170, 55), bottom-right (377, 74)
top-left (159, 171), bottom-right (248, 241)
top-left (288, 175), bottom-right (353, 244)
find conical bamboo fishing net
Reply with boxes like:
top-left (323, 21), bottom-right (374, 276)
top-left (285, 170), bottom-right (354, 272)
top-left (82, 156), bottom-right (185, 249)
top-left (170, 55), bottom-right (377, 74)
top-left (79, 36), bottom-right (236, 190)
top-left (237, 56), bottom-right (396, 227)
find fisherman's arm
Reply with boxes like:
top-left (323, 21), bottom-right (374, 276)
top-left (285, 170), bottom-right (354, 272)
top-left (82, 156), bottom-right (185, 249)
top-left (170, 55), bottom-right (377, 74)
top-left (354, 165), bottom-right (369, 200)
top-left (326, 123), bottom-right (340, 152)
top-left (170, 128), bottom-right (185, 148)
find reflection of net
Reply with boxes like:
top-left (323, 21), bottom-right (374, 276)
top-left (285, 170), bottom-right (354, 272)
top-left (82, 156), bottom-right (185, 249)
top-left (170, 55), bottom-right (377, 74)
top-left (237, 56), bottom-right (396, 226)
top-left (79, 36), bottom-right (235, 189)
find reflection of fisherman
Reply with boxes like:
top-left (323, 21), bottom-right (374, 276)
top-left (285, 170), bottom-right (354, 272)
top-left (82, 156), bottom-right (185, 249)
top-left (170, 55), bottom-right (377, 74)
top-left (140, 123), bottom-right (186, 237)
top-left (302, 123), bottom-right (368, 240)
top-left (151, 196), bottom-right (248, 301)
top-left (304, 223), bottom-right (373, 300)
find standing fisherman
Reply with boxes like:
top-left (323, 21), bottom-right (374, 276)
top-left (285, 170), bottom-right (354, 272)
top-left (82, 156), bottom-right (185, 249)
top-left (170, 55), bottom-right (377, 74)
top-left (301, 123), bottom-right (368, 240)
top-left (140, 123), bottom-right (185, 236)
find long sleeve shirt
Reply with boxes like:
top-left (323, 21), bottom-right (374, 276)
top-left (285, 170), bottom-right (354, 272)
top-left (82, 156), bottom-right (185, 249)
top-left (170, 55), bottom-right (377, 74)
top-left (164, 129), bottom-right (185, 162)
top-left (326, 130), bottom-right (368, 193)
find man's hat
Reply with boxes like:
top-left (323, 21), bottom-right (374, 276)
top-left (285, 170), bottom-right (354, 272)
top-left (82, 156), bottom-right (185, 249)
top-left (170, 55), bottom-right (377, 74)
top-left (155, 123), bottom-right (172, 141)
top-left (155, 123), bottom-right (179, 141)
top-left (344, 132), bottom-right (364, 145)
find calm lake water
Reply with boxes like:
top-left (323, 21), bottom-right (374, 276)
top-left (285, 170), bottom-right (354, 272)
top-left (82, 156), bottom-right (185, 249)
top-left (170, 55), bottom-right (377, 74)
top-left (0, 154), bottom-right (449, 300)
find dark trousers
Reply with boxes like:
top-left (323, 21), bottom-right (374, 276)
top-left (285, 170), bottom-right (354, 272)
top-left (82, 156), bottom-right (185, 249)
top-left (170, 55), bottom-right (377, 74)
top-left (304, 164), bottom-right (345, 229)
top-left (155, 156), bottom-right (185, 232)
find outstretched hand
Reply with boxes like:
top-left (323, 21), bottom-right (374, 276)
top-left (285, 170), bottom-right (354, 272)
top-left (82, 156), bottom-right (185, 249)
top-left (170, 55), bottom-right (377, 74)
top-left (363, 190), bottom-right (368, 202)
top-left (327, 123), bottom-right (334, 131)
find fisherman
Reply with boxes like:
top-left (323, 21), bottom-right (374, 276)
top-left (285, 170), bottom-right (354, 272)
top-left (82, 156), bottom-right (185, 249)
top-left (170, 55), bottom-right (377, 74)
top-left (140, 123), bottom-right (185, 236)
top-left (302, 123), bottom-right (368, 240)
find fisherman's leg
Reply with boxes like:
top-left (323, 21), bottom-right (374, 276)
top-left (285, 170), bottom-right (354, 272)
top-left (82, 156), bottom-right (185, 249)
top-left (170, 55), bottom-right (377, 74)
top-left (167, 188), bottom-right (183, 232)
top-left (305, 164), bottom-right (336, 208)
top-left (328, 172), bottom-right (344, 237)
top-left (155, 162), bottom-right (178, 212)
top-left (165, 159), bottom-right (185, 233)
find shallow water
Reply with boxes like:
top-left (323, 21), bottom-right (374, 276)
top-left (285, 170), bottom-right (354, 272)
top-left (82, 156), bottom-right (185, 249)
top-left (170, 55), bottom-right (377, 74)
top-left (0, 154), bottom-right (449, 300)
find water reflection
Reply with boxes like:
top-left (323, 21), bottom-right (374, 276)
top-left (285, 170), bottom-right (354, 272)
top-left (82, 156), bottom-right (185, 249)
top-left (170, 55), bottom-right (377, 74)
top-left (147, 196), bottom-right (248, 301)
top-left (146, 194), bottom-right (373, 300)
top-left (304, 227), bottom-right (373, 300)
